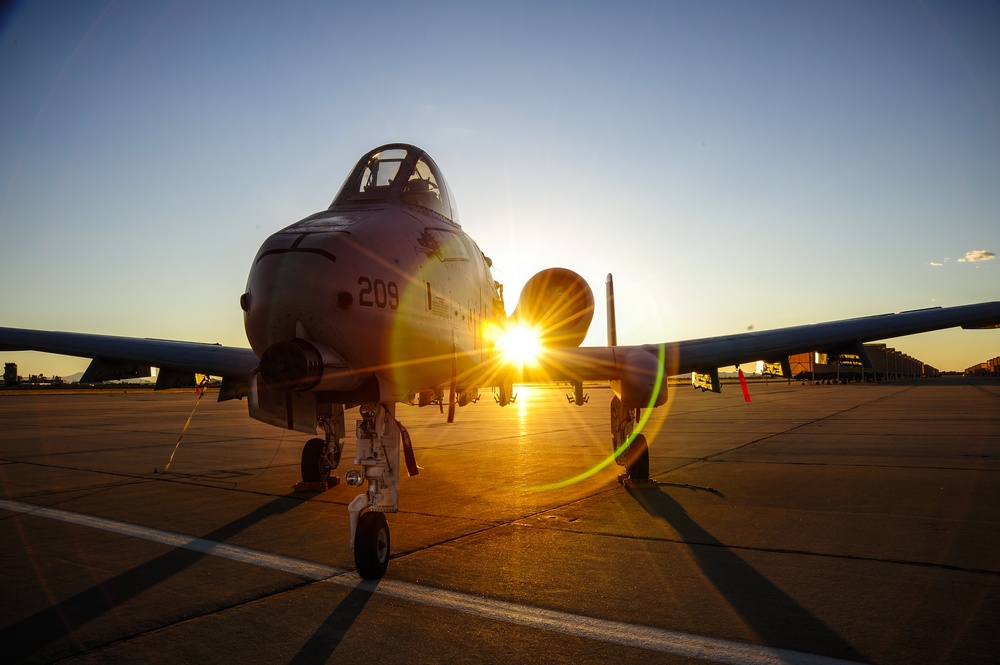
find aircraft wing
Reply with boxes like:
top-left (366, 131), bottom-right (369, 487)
top-left (0, 327), bottom-right (259, 388)
top-left (529, 301), bottom-right (1000, 388)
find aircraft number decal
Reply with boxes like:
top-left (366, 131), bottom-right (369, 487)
top-left (358, 277), bottom-right (399, 310)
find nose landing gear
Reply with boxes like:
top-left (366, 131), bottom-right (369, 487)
top-left (348, 402), bottom-right (402, 579)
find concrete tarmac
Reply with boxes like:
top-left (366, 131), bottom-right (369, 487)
top-left (1, 379), bottom-right (998, 664)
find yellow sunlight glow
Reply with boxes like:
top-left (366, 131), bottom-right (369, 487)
top-left (498, 324), bottom-right (543, 366)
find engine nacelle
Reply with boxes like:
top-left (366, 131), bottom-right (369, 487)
top-left (258, 338), bottom-right (358, 392)
top-left (511, 268), bottom-right (594, 347)
top-left (614, 347), bottom-right (669, 410)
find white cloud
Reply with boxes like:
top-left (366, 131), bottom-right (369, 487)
top-left (957, 249), bottom-right (996, 263)
top-left (929, 262), bottom-right (943, 267)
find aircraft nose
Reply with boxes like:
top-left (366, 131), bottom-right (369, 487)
top-left (242, 232), bottom-right (347, 357)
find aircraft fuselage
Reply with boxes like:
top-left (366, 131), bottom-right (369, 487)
top-left (242, 145), bottom-right (501, 404)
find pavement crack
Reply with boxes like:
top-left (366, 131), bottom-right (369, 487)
top-left (512, 520), bottom-right (1000, 577)
top-left (49, 579), bottom-right (318, 664)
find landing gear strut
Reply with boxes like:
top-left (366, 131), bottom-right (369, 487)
top-left (611, 395), bottom-right (653, 487)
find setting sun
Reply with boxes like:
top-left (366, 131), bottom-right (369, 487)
top-left (497, 324), bottom-right (543, 365)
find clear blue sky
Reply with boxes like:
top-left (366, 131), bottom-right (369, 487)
top-left (2, 0), bottom-right (998, 377)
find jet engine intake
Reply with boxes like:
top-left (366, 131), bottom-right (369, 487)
top-left (258, 338), bottom-right (357, 392)
top-left (512, 268), bottom-right (594, 347)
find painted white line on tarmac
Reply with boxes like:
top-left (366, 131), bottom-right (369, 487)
top-left (2, 499), bottom-right (862, 665)
top-left (0, 499), bottom-right (342, 580)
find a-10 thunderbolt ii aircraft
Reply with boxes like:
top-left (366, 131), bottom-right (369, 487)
top-left (2, 143), bottom-right (999, 579)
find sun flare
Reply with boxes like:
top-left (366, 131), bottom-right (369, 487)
top-left (498, 324), bottom-right (543, 365)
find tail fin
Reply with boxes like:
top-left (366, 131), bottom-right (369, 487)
top-left (606, 273), bottom-right (617, 347)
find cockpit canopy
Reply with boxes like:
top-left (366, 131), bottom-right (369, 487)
top-left (331, 144), bottom-right (458, 225)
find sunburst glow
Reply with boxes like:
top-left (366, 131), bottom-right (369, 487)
top-left (497, 324), bottom-right (543, 366)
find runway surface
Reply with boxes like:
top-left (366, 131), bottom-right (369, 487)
top-left (1, 379), bottom-right (998, 664)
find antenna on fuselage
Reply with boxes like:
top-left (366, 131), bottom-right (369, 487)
top-left (606, 273), bottom-right (617, 347)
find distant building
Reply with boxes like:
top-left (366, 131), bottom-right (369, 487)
top-left (26, 373), bottom-right (64, 386)
top-left (965, 356), bottom-right (999, 377)
top-left (780, 344), bottom-right (937, 382)
top-left (4, 363), bottom-right (19, 387)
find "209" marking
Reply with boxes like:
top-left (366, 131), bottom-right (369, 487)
top-left (358, 276), bottom-right (399, 310)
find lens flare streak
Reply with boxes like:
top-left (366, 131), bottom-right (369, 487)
top-left (529, 344), bottom-right (666, 492)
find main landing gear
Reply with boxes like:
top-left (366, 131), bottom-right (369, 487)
top-left (296, 405), bottom-right (345, 490)
top-left (611, 395), bottom-right (654, 488)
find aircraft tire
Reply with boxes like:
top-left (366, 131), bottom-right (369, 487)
top-left (300, 438), bottom-right (330, 483)
top-left (625, 433), bottom-right (649, 479)
top-left (355, 511), bottom-right (390, 579)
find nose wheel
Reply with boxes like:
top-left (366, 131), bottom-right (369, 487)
top-left (354, 511), bottom-right (390, 579)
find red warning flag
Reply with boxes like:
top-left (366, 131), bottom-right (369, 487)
top-left (738, 367), bottom-right (751, 402)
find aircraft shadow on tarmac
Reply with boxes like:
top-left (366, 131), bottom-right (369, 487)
top-left (627, 486), bottom-right (868, 662)
top-left (2, 495), bottom-right (304, 662)
top-left (288, 581), bottom-right (379, 665)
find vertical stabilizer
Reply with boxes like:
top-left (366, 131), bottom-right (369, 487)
top-left (606, 273), bottom-right (617, 347)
